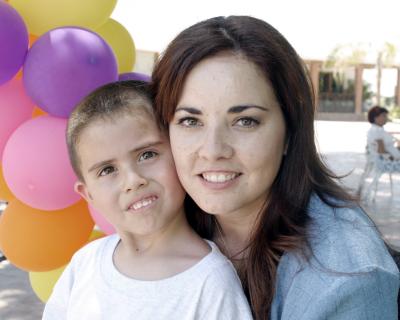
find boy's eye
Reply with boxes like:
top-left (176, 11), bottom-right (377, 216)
top-left (234, 117), bottom-right (260, 128)
top-left (139, 151), bottom-right (158, 162)
top-left (177, 117), bottom-right (202, 127)
top-left (99, 166), bottom-right (116, 176)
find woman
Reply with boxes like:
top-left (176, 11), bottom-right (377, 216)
top-left (367, 106), bottom-right (400, 171)
top-left (152, 16), bottom-right (399, 319)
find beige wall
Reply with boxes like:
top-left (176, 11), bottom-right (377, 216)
top-left (133, 49), bottom-right (159, 76)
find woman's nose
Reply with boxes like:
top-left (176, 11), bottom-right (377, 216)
top-left (123, 168), bottom-right (148, 193)
top-left (197, 124), bottom-right (234, 160)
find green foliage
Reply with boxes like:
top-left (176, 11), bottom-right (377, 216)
top-left (388, 105), bottom-right (400, 120)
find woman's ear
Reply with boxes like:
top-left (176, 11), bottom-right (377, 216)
top-left (74, 181), bottom-right (93, 202)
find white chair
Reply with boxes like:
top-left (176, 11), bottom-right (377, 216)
top-left (357, 148), bottom-right (394, 202)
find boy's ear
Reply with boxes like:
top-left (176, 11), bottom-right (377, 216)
top-left (74, 181), bottom-right (93, 203)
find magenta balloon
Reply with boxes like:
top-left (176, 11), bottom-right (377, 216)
top-left (0, 77), bottom-right (35, 159)
top-left (88, 204), bottom-right (116, 235)
top-left (2, 116), bottom-right (80, 210)
top-left (119, 72), bottom-right (151, 83)
top-left (0, 1), bottom-right (29, 85)
top-left (23, 27), bottom-right (118, 118)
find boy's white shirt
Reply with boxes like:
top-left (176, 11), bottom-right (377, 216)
top-left (42, 234), bottom-right (253, 320)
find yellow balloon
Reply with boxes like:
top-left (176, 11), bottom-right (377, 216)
top-left (88, 228), bottom-right (106, 241)
top-left (29, 265), bottom-right (66, 302)
top-left (95, 19), bottom-right (136, 73)
top-left (9, 0), bottom-right (117, 35)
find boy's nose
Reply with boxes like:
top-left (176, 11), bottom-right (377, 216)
top-left (123, 170), bottom-right (148, 193)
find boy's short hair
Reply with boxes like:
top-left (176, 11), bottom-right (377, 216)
top-left (67, 80), bottom-right (154, 181)
top-left (368, 105), bottom-right (388, 124)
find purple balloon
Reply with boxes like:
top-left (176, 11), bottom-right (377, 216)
top-left (23, 27), bottom-right (118, 118)
top-left (0, 1), bottom-right (28, 85)
top-left (119, 72), bottom-right (151, 83)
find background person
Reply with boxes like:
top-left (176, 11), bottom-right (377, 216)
top-left (367, 105), bottom-right (400, 163)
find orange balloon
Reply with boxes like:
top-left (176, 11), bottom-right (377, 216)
top-left (13, 35), bottom-right (37, 81)
top-left (0, 165), bottom-right (14, 201)
top-left (31, 106), bottom-right (47, 118)
top-left (0, 199), bottom-right (94, 272)
top-left (29, 34), bottom-right (37, 47)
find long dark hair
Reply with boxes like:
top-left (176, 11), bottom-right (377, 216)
top-left (152, 16), bottom-right (354, 319)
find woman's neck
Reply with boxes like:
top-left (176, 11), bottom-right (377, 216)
top-left (214, 208), bottom-right (259, 260)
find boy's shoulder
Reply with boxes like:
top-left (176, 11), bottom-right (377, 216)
top-left (198, 240), bottom-right (242, 285)
top-left (70, 233), bottom-right (118, 266)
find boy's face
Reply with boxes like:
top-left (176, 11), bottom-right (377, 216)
top-left (75, 111), bottom-right (186, 237)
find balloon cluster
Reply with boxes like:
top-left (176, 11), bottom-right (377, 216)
top-left (0, 0), bottom-right (149, 302)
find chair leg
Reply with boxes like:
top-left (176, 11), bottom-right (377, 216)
top-left (358, 161), bottom-right (373, 198)
top-left (369, 170), bottom-right (382, 202)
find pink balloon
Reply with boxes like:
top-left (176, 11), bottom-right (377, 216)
top-left (0, 77), bottom-right (35, 159)
top-left (88, 204), bottom-right (115, 235)
top-left (2, 116), bottom-right (80, 210)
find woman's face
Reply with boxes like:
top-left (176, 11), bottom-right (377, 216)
top-left (169, 54), bottom-right (287, 218)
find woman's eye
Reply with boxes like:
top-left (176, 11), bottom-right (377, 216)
top-left (234, 117), bottom-right (260, 128)
top-left (139, 151), bottom-right (158, 162)
top-left (177, 117), bottom-right (202, 127)
top-left (99, 166), bottom-right (116, 176)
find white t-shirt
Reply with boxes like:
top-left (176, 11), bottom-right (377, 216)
top-left (42, 235), bottom-right (253, 320)
top-left (367, 124), bottom-right (400, 159)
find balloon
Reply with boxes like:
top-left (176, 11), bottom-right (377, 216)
top-left (28, 34), bottom-right (38, 47)
top-left (95, 18), bottom-right (136, 74)
top-left (9, 0), bottom-right (117, 36)
top-left (0, 77), bottom-right (35, 159)
top-left (2, 116), bottom-right (80, 210)
top-left (0, 1), bottom-right (28, 84)
top-left (89, 229), bottom-right (106, 241)
top-left (23, 27), bottom-right (118, 118)
top-left (88, 204), bottom-right (116, 235)
top-left (0, 165), bottom-right (14, 201)
top-left (28, 229), bottom-right (104, 302)
top-left (0, 199), bottom-right (94, 271)
top-left (119, 72), bottom-right (151, 83)
top-left (31, 106), bottom-right (47, 118)
top-left (29, 265), bottom-right (66, 302)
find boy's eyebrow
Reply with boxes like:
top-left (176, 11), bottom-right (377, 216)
top-left (131, 140), bottom-right (163, 153)
top-left (88, 159), bottom-right (115, 173)
top-left (87, 141), bottom-right (164, 173)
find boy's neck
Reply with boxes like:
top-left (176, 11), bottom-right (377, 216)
top-left (113, 210), bottom-right (210, 281)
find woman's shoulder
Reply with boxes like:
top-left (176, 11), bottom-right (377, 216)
top-left (304, 194), bottom-right (397, 274)
top-left (272, 195), bottom-right (399, 319)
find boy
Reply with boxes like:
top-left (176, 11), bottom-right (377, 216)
top-left (42, 81), bottom-right (252, 319)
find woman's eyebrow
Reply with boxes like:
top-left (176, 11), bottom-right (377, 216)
top-left (175, 106), bottom-right (202, 114)
top-left (228, 105), bottom-right (268, 113)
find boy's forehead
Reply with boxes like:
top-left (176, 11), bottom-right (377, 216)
top-left (80, 110), bottom-right (165, 145)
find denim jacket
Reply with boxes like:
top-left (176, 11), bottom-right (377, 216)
top-left (271, 195), bottom-right (399, 320)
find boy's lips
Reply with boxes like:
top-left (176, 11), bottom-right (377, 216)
top-left (127, 195), bottom-right (158, 211)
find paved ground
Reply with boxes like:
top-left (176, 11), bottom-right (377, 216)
top-left (0, 120), bottom-right (400, 319)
